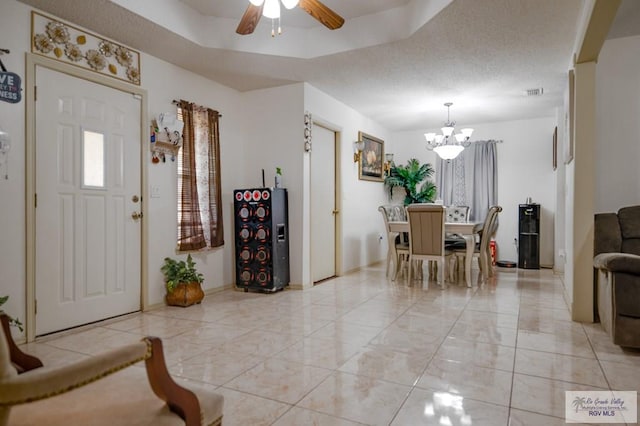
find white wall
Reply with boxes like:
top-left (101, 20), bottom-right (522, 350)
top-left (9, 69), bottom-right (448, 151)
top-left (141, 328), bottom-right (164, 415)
top-left (0, 1), bottom-right (248, 335)
top-left (446, 117), bottom-right (557, 266)
top-left (241, 84), bottom-right (306, 285)
top-left (0, 0), bottom-right (29, 337)
top-left (0, 2), bottom-right (398, 335)
top-left (304, 84), bottom-right (390, 278)
top-left (595, 34), bottom-right (640, 213)
top-left (143, 54), bottom-right (247, 306)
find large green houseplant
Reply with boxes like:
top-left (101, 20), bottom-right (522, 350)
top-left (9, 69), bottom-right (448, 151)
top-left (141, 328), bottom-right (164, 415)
top-left (161, 254), bottom-right (205, 307)
top-left (384, 158), bottom-right (437, 206)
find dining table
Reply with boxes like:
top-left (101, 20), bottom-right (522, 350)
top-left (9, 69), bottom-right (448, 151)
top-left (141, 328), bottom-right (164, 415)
top-left (388, 220), bottom-right (479, 287)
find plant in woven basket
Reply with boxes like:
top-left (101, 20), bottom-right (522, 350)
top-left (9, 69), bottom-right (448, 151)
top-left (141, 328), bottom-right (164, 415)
top-left (0, 295), bottom-right (23, 332)
top-left (161, 254), bottom-right (204, 307)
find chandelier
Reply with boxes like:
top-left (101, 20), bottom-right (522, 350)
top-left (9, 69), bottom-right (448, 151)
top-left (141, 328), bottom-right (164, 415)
top-left (424, 102), bottom-right (474, 160)
top-left (249, 0), bottom-right (299, 36)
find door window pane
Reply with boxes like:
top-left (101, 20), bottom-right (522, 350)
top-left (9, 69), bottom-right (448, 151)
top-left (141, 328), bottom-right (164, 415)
top-left (82, 130), bottom-right (105, 188)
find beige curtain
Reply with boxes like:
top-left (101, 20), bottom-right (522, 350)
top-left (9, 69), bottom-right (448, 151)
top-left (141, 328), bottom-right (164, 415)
top-left (177, 101), bottom-right (224, 251)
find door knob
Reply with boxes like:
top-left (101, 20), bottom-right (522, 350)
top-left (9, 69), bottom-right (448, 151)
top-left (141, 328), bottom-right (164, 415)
top-left (131, 211), bottom-right (143, 220)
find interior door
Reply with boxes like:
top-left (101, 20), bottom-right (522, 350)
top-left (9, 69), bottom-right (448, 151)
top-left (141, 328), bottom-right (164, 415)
top-left (311, 124), bottom-right (337, 283)
top-left (35, 66), bottom-right (142, 335)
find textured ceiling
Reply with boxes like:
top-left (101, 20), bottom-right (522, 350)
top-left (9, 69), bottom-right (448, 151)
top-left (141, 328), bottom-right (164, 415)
top-left (17, 0), bottom-right (630, 132)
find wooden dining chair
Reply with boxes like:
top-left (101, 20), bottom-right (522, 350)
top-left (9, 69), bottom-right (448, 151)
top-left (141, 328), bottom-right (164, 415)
top-left (406, 204), bottom-right (453, 286)
top-left (378, 205), bottom-right (410, 280)
top-left (454, 205), bottom-right (502, 281)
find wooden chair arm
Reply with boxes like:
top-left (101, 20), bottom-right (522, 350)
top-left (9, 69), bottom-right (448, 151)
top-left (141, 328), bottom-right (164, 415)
top-left (144, 337), bottom-right (202, 426)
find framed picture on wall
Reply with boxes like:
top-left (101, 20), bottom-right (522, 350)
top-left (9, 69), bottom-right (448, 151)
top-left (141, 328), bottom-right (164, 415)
top-left (553, 126), bottom-right (558, 170)
top-left (358, 131), bottom-right (384, 181)
top-left (564, 69), bottom-right (574, 164)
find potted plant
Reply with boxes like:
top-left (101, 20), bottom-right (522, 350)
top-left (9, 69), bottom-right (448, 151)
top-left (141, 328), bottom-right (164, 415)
top-left (275, 167), bottom-right (283, 188)
top-left (384, 158), bottom-right (437, 206)
top-left (0, 295), bottom-right (23, 332)
top-left (161, 254), bottom-right (205, 307)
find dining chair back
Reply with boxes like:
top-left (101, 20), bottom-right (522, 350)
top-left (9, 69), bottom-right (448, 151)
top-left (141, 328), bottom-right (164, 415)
top-left (454, 205), bottom-right (502, 281)
top-left (445, 205), bottom-right (470, 223)
top-left (406, 204), bottom-right (451, 285)
top-left (378, 205), bottom-right (409, 280)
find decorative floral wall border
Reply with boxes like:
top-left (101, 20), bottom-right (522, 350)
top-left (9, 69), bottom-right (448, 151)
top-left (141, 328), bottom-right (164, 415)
top-left (31, 11), bottom-right (141, 85)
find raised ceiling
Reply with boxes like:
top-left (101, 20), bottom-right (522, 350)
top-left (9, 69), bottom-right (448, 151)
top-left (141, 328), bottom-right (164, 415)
top-left (18, 0), bottom-right (610, 131)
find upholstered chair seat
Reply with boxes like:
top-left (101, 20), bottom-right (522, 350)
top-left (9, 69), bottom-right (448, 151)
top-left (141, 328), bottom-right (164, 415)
top-left (0, 315), bottom-right (223, 426)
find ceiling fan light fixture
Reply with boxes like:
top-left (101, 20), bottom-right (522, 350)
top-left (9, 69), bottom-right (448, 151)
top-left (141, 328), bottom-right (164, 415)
top-left (263, 0), bottom-right (281, 19)
top-left (281, 0), bottom-right (299, 10)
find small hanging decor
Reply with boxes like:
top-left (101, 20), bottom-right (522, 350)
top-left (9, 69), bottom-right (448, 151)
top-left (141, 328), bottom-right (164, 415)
top-left (31, 11), bottom-right (141, 85)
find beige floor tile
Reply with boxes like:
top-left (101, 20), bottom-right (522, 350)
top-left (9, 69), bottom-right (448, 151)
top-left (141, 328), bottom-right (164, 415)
top-left (457, 310), bottom-right (519, 329)
top-left (599, 360), bottom-right (640, 392)
top-left (509, 408), bottom-right (590, 425)
top-left (272, 407), bottom-right (366, 426)
top-left (390, 312), bottom-right (457, 335)
top-left (216, 387), bottom-right (292, 426)
top-left (338, 346), bottom-right (430, 386)
top-left (24, 267), bottom-right (608, 426)
top-left (44, 326), bottom-right (142, 355)
top-left (510, 374), bottom-right (607, 418)
top-left (103, 314), bottom-right (204, 338)
top-left (276, 336), bottom-right (363, 369)
top-left (309, 320), bottom-right (384, 346)
top-left (586, 330), bottom-right (640, 366)
top-left (218, 329), bottom-right (300, 357)
top-left (514, 348), bottom-right (608, 387)
top-left (17, 342), bottom-right (90, 367)
top-left (391, 388), bottom-right (509, 426)
top-left (367, 327), bottom-right (445, 357)
top-left (434, 337), bottom-right (515, 371)
top-left (169, 322), bottom-right (253, 347)
top-left (517, 329), bottom-right (596, 358)
top-left (170, 349), bottom-right (266, 385)
top-left (298, 371), bottom-right (411, 426)
top-left (339, 310), bottom-right (399, 328)
top-left (224, 358), bottom-right (333, 404)
top-left (448, 320), bottom-right (518, 347)
top-left (417, 358), bottom-right (513, 406)
top-left (465, 297), bottom-right (520, 315)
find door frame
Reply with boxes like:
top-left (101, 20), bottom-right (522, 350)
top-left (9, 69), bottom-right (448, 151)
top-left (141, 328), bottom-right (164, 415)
top-left (25, 53), bottom-right (149, 342)
top-left (309, 118), bottom-right (342, 281)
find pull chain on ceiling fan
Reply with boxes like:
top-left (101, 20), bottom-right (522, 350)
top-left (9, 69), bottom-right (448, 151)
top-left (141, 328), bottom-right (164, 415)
top-left (236, 0), bottom-right (344, 37)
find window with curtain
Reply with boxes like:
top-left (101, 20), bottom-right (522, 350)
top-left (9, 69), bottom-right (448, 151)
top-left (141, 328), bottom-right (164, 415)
top-left (435, 140), bottom-right (499, 222)
top-left (176, 101), bottom-right (224, 251)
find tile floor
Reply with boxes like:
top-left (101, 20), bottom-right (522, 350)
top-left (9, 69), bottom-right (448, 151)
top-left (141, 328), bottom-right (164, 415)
top-left (21, 265), bottom-right (640, 425)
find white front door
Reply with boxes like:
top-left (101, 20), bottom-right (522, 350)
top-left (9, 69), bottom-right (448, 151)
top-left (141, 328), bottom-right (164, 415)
top-left (311, 124), bottom-right (337, 283)
top-left (35, 66), bottom-right (142, 335)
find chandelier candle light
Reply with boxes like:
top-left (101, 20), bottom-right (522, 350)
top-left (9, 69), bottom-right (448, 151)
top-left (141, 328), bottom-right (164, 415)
top-left (249, 0), bottom-right (299, 36)
top-left (424, 102), bottom-right (474, 160)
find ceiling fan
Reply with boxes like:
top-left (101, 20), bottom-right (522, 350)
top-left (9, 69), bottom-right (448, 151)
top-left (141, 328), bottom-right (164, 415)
top-left (236, 0), bottom-right (344, 36)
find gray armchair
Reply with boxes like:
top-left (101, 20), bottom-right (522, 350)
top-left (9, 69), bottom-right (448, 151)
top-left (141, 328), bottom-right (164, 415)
top-left (593, 205), bottom-right (640, 348)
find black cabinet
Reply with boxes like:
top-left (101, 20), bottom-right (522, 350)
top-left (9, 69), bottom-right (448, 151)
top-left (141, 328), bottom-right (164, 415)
top-left (518, 204), bottom-right (540, 269)
top-left (234, 188), bottom-right (290, 292)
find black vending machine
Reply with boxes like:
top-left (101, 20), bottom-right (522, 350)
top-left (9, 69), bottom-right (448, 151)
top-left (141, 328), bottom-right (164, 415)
top-left (233, 188), bottom-right (290, 292)
top-left (518, 203), bottom-right (540, 269)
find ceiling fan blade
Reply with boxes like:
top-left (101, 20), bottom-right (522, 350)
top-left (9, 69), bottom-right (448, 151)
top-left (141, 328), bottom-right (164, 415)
top-left (299, 0), bottom-right (345, 30)
top-left (236, 3), bottom-right (264, 35)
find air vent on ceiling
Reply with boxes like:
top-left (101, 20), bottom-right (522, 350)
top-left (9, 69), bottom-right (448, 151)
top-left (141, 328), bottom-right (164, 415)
top-left (525, 88), bottom-right (544, 96)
